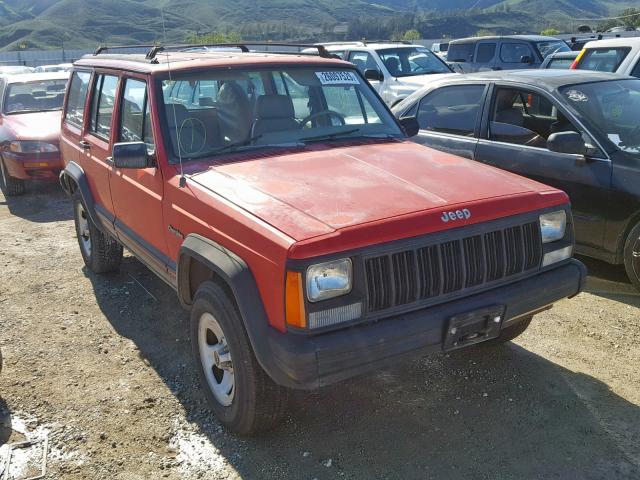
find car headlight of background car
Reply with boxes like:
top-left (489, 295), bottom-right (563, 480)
top-left (9, 141), bottom-right (58, 153)
top-left (539, 210), bottom-right (572, 266)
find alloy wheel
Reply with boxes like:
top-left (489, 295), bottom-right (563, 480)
top-left (198, 312), bottom-right (235, 406)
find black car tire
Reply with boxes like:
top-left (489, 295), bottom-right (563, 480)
top-left (73, 191), bottom-right (122, 273)
top-left (190, 281), bottom-right (288, 435)
top-left (623, 221), bottom-right (640, 291)
top-left (483, 316), bottom-right (533, 346)
top-left (0, 156), bottom-right (25, 196)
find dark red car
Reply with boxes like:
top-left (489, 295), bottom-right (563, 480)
top-left (0, 72), bottom-right (69, 195)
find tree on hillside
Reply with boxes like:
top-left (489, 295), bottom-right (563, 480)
top-left (186, 31), bottom-right (242, 44)
top-left (475, 29), bottom-right (495, 37)
top-left (402, 29), bottom-right (421, 41)
top-left (540, 28), bottom-right (561, 36)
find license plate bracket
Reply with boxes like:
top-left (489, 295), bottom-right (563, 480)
top-left (442, 305), bottom-right (505, 352)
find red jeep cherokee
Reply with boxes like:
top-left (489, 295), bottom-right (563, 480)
top-left (0, 72), bottom-right (69, 195)
top-left (59, 44), bottom-right (586, 434)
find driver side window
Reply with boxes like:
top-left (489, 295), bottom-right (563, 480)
top-left (489, 87), bottom-right (579, 149)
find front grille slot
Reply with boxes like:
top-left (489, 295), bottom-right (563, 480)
top-left (364, 220), bottom-right (542, 313)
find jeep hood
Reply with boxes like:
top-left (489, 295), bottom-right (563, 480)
top-left (188, 141), bottom-right (567, 257)
top-left (1, 111), bottom-right (61, 142)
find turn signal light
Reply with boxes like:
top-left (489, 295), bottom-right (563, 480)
top-left (285, 271), bottom-right (306, 328)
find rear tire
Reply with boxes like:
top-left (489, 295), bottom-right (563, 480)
top-left (73, 191), bottom-right (122, 273)
top-left (623, 221), bottom-right (640, 291)
top-left (0, 156), bottom-right (25, 196)
top-left (190, 281), bottom-right (288, 435)
top-left (483, 316), bottom-right (533, 346)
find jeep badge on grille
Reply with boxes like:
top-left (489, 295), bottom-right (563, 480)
top-left (441, 209), bottom-right (471, 223)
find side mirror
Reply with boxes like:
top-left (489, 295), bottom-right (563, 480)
top-left (520, 55), bottom-right (533, 64)
top-left (364, 69), bottom-right (384, 81)
top-left (399, 116), bottom-right (420, 137)
top-left (112, 142), bottom-right (149, 169)
top-left (547, 132), bottom-right (587, 156)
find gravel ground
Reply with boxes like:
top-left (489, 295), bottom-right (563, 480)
top-left (1, 182), bottom-right (639, 480)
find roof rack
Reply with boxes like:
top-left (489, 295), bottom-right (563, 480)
top-left (317, 40), bottom-right (413, 47)
top-left (93, 42), bottom-right (334, 62)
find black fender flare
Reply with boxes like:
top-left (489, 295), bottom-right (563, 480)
top-left (59, 161), bottom-right (101, 229)
top-left (177, 234), bottom-right (317, 389)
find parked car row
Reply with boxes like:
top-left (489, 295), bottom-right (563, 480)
top-left (0, 40), bottom-right (636, 437)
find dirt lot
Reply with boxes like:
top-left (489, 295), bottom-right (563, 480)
top-left (0, 182), bottom-right (639, 480)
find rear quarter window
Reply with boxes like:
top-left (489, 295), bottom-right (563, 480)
top-left (577, 47), bottom-right (631, 72)
top-left (64, 71), bottom-right (91, 128)
top-left (448, 43), bottom-right (475, 63)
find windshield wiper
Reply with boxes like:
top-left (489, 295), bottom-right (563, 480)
top-left (208, 134), bottom-right (264, 155)
top-left (300, 128), bottom-right (360, 143)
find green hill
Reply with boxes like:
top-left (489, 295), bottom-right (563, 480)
top-left (0, 0), bottom-right (636, 51)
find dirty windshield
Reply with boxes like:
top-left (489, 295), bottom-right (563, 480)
top-left (561, 79), bottom-right (640, 158)
top-left (160, 67), bottom-right (402, 161)
top-left (4, 79), bottom-right (67, 114)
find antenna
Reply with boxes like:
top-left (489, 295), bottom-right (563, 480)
top-left (161, 9), bottom-right (186, 188)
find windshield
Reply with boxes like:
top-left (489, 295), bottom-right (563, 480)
top-left (3, 79), bottom-right (67, 114)
top-left (575, 47), bottom-right (631, 72)
top-left (377, 47), bottom-right (452, 77)
top-left (536, 41), bottom-right (571, 59)
top-left (160, 67), bottom-right (402, 162)
top-left (560, 79), bottom-right (640, 158)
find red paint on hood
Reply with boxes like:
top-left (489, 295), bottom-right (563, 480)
top-left (188, 141), bottom-right (568, 256)
top-left (1, 110), bottom-right (62, 142)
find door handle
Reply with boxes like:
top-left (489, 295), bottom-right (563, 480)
top-left (492, 67), bottom-right (502, 71)
top-left (105, 156), bottom-right (114, 167)
top-left (79, 140), bottom-right (91, 150)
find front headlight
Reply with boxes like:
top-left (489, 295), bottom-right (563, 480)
top-left (9, 141), bottom-right (58, 153)
top-left (306, 258), bottom-right (352, 302)
top-left (539, 210), bottom-right (566, 243)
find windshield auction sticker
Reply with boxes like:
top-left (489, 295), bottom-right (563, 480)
top-left (316, 71), bottom-right (360, 85)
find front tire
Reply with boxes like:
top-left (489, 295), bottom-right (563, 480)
top-left (0, 156), bottom-right (25, 196)
top-left (73, 191), bottom-right (122, 273)
top-left (623, 221), bottom-right (640, 291)
top-left (190, 281), bottom-right (288, 435)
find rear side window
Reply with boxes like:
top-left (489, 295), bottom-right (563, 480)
top-left (65, 71), bottom-right (91, 128)
top-left (476, 43), bottom-right (496, 62)
top-left (547, 58), bottom-right (574, 69)
top-left (500, 43), bottom-right (533, 63)
top-left (119, 79), bottom-right (154, 153)
top-left (632, 61), bottom-right (640, 78)
top-left (448, 43), bottom-right (475, 62)
top-left (417, 85), bottom-right (485, 137)
top-left (576, 47), bottom-right (631, 72)
top-left (89, 75), bottom-right (118, 140)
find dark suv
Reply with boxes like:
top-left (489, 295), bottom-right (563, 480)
top-left (448, 35), bottom-right (570, 73)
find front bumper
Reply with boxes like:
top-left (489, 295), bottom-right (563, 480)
top-left (261, 259), bottom-right (586, 390)
top-left (2, 152), bottom-right (63, 180)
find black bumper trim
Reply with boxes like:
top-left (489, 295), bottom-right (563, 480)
top-left (262, 259), bottom-right (586, 390)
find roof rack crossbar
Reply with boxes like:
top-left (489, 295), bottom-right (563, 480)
top-left (144, 42), bottom-right (333, 59)
top-left (94, 44), bottom-right (160, 55)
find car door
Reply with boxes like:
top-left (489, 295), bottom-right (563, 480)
top-left (475, 83), bottom-right (612, 249)
top-left (60, 70), bottom-right (92, 174)
top-left (410, 83), bottom-right (488, 159)
top-left (109, 76), bottom-right (170, 277)
top-left (82, 72), bottom-right (119, 224)
top-left (474, 41), bottom-right (498, 71)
